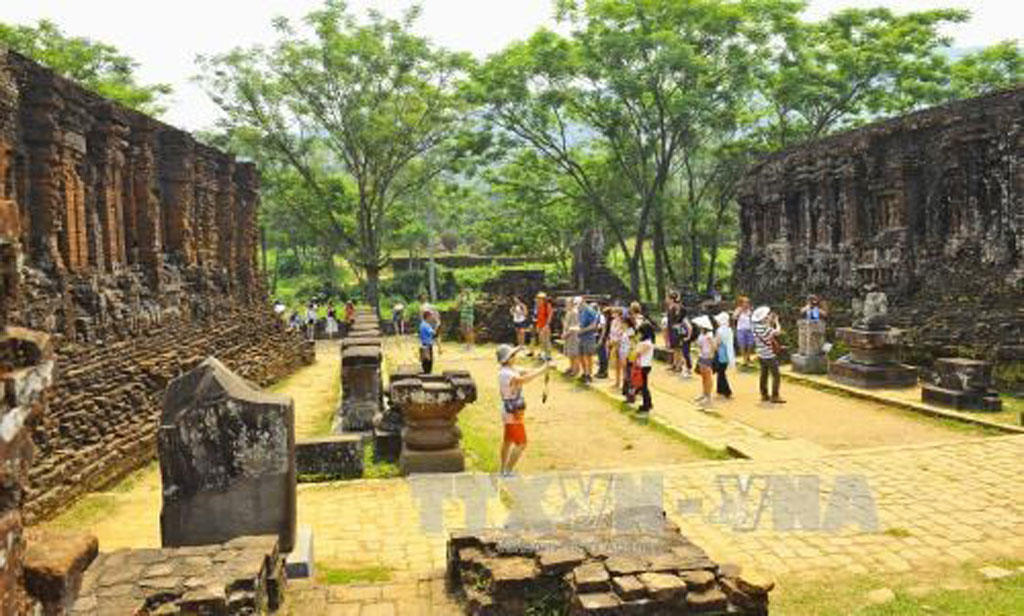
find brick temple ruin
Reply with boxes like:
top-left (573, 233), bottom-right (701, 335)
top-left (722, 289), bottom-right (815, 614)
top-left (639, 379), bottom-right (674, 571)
top-left (734, 86), bottom-right (1023, 386)
top-left (0, 46), bottom-right (312, 532)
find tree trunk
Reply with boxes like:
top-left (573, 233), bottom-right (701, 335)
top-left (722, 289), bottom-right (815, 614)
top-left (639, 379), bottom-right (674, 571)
top-left (365, 262), bottom-right (381, 317)
top-left (653, 211), bottom-right (666, 304)
top-left (639, 242), bottom-right (652, 303)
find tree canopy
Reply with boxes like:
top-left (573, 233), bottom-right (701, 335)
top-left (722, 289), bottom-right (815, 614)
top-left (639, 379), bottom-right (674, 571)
top-left (0, 19), bottom-right (172, 115)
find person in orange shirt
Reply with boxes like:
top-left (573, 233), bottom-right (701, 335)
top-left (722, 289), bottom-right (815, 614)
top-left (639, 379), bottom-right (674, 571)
top-left (534, 292), bottom-right (553, 361)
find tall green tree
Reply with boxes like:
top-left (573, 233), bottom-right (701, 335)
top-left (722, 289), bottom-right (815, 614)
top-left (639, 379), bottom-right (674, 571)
top-left (471, 0), bottom-right (802, 299)
top-left (198, 1), bottom-right (474, 312)
top-left (0, 19), bottom-right (171, 114)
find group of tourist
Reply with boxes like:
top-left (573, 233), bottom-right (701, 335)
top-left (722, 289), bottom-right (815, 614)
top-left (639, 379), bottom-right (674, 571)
top-left (285, 299), bottom-right (356, 341)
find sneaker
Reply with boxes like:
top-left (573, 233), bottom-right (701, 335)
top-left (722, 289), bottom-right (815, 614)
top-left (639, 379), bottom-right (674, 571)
top-left (638, 407), bottom-right (652, 414)
top-left (770, 397), bottom-right (787, 404)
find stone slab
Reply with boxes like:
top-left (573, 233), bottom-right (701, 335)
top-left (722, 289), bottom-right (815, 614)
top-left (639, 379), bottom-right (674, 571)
top-left (791, 352), bottom-right (827, 374)
top-left (158, 357), bottom-right (296, 552)
top-left (828, 356), bottom-right (917, 389)
top-left (296, 435), bottom-right (364, 480)
top-left (921, 384), bottom-right (1002, 412)
top-left (285, 525), bottom-right (315, 579)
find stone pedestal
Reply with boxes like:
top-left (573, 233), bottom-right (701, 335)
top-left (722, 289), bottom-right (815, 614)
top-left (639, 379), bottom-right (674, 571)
top-left (922, 358), bottom-right (1002, 411)
top-left (158, 357), bottom-right (296, 552)
top-left (791, 320), bottom-right (827, 374)
top-left (828, 327), bottom-right (917, 388)
top-left (391, 371), bottom-right (477, 475)
top-left (340, 340), bottom-right (382, 432)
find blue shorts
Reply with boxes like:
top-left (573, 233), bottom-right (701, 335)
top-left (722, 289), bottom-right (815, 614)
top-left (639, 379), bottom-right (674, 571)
top-left (737, 329), bottom-right (755, 349)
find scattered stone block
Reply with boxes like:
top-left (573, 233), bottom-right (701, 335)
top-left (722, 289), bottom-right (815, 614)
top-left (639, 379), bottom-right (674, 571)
top-left (681, 569), bottom-right (716, 591)
top-left (736, 568), bottom-right (775, 595)
top-left (158, 357), bottom-right (297, 552)
top-left (637, 572), bottom-right (687, 602)
top-left (611, 575), bottom-right (646, 601)
top-left (573, 562), bottom-right (611, 593)
top-left (686, 586), bottom-right (729, 612)
top-left (604, 554), bottom-right (647, 576)
top-left (295, 435), bottom-right (364, 480)
top-left (22, 529), bottom-right (99, 614)
top-left (574, 592), bottom-right (621, 613)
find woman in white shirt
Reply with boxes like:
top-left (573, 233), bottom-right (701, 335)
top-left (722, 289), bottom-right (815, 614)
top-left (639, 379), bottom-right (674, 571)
top-left (692, 315), bottom-right (718, 407)
top-left (510, 296), bottom-right (528, 348)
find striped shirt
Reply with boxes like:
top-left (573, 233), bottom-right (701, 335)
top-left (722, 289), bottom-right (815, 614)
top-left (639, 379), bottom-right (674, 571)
top-left (753, 322), bottom-right (779, 360)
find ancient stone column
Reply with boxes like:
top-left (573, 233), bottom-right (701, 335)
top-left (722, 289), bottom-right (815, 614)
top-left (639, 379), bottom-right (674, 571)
top-left (158, 130), bottom-right (197, 265)
top-left (158, 357), bottom-right (296, 552)
top-left (921, 358), bottom-right (1002, 411)
top-left (233, 163), bottom-right (259, 300)
top-left (340, 337), bottom-right (383, 432)
top-left (87, 103), bottom-right (129, 272)
top-left (791, 320), bottom-right (827, 374)
top-left (391, 370), bottom-right (477, 474)
top-left (126, 117), bottom-right (163, 286)
top-left (215, 157), bottom-right (236, 287)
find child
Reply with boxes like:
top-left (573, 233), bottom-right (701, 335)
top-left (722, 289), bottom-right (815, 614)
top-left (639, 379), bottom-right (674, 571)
top-left (693, 315), bottom-right (718, 407)
top-left (636, 321), bottom-right (656, 413)
top-left (496, 344), bottom-right (552, 476)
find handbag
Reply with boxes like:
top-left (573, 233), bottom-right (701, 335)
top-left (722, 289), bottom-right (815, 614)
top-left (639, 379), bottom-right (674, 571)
top-left (630, 363), bottom-right (644, 388)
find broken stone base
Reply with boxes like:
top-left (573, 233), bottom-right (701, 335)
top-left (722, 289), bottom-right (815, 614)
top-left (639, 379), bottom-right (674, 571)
top-left (399, 446), bottom-right (465, 474)
top-left (296, 435), bottom-right (364, 480)
top-left (828, 356), bottom-right (917, 388)
top-left (921, 384), bottom-right (1002, 412)
top-left (373, 428), bottom-right (402, 462)
top-left (23, 529), bottom-right (98, 615)
top-left (791, 353), bottom-right (827, 374)
top-left (448, 514), bottom-right (772, 615)
top-left (72, 535), bottom-right (285, 615)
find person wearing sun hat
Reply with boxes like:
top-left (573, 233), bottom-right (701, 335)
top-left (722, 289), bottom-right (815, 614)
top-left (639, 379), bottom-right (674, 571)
top-left (713, 311), bottom-right (736, 398)
top-left (752, 305), bottom-right (786, 404)
top-left (496, 344), bottom-right (552, 476)
top-left (692, 315), bottom-right (718, 406)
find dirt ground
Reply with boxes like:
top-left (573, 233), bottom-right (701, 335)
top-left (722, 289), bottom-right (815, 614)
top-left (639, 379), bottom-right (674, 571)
top-left (643, 361), bottom-right (988, 449)
top-left (386, 338), bottom-right (709, 472)
top-left (272, 340), bottom-right (340, 439)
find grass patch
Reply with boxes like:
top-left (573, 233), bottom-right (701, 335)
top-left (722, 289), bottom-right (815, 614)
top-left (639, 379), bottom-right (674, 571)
top-left (316, 563), bottom-right (393, 585)
top-left (774, 559), bottom-right (1024, 615)
top-left (362, 444), bottom-right (401, 479)
top-left (615, 400), bottom-right (733, 461)
top-left (459, 405), bottom-right (501, 473)
top-left (47, 494), bottom-right (120, 530)
top-left (883, 527), bottom-right (912, 538)
top-left (109, 461), bottom-right (157, 493)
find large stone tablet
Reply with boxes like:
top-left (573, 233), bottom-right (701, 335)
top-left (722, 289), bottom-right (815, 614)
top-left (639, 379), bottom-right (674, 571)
top-left (158, 357), bottom-right (296, 551)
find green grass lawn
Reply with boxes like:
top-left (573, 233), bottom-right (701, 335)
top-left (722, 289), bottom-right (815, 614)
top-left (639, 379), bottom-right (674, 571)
top-left (774, 560), bottom-right (1024, 615)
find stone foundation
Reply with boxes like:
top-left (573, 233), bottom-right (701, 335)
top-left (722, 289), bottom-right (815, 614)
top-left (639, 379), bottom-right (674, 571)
top-left (448, 514), bottom-right (772, 615)
top-left (829, 327), bottom-right (917, 389)
top-left (295, 435), bottom-right (365, 480)
top-left (71, 535), bottom-right (286, 615)
top-left (391, 371), bottom-right (477, 475)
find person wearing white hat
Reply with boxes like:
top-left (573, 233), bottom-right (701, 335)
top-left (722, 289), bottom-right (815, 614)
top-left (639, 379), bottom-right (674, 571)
top-left (713, 312), bottom-right (736, 398)
top-left (496, 344), bottom-right (552, 476)
top-left (752, 306), bottom-right (786, 404)
top-left (692, 315), bottom-right (718, 407)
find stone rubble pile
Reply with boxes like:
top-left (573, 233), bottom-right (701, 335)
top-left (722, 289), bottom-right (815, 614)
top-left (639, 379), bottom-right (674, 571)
top-left (448, 513), bottom-right (773, 615)
top-left (71, 535), bottom-right (286, 615)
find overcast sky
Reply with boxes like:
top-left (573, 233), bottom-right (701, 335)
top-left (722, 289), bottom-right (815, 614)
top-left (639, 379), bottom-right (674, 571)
top-left (1, 0), bottom-right (1020, 131)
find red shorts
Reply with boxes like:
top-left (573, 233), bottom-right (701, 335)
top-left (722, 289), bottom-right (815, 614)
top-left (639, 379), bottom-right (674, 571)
top-left (504, 422), bottom-right (527, 446)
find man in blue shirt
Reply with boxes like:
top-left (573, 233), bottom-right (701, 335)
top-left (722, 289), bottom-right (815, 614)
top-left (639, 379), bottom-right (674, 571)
top-left (419, 310), bottom-right (439, 373)
top-left (577, 299), bottom-right (600, 383)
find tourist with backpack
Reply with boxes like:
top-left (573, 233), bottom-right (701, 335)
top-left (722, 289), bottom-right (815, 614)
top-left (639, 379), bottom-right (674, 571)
top-left (496, 344), bottom-right (552, 476)
top-left (714, 311), bottom-right (735, 398)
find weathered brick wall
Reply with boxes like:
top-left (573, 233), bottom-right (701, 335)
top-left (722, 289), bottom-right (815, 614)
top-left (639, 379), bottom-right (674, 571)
top-left (734, 87), bottom-right (1023, 387)
top-left (0, 49), bottom-right (312, 522)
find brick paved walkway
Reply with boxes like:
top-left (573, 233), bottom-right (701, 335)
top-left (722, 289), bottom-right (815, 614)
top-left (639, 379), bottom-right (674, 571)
top-left (283, 434), bottom-right (1022, 614)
